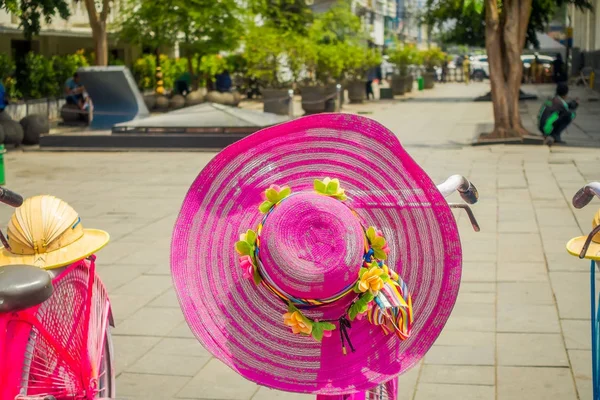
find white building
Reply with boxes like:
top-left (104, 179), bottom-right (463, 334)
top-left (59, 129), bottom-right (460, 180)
top-left (567, 2), bottom-right (600, 53)
top-left (0, 1), bottom-right (140, 65)
top-left (396, 0), bottom-right (430, 48)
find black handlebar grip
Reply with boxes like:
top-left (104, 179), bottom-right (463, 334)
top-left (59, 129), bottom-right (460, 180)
top-left (0, 187), bottom-right (24, 207)
top-left (572, 183), bottom-right (600, 209)
top-left (459, 182), bottom-right (479, 205)
top-left (572, 188), bottom-right (592, 209)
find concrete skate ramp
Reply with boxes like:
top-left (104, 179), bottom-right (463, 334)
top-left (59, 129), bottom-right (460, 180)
top-left (77, 66), bottom-right (149, 130)
top-left (113, 102), bottom-right (288, 134)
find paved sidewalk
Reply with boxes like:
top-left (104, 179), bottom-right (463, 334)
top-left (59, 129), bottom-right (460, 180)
top-left (1, 82), bottom-right (599, 399)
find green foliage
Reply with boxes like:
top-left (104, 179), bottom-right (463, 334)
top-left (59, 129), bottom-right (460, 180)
top-left (243, 24), bottom-right (287, 87)
top-left (133, 54), bottom-right (156, 91)
top-left (426, 0), bottom-right (592, 48)
top-left (344, 45), bottom-right (382, 81)
top-left (309, 1), bottom-right (368, 84)
top-left (285, 33), bottom-right (319, 84)
top-left (18, 52), bottom-right (58, 99)
top-left (197, 54), bottom-right (227, 78)
top-left (313, 42), bottom-right (347, 84)
top-left (177, 0), bottom-right (242, 60)
top-left (118, 0), bottom-right (241, 82)
top-left (51, 50), bottom-right (89, 93)
top-left (310, 1), bottom-right (364, 45)
top-left (109, 54), bottom-right (125, 66)
top-left (420, 47), bottom-right (446, 71)
top-left (388, 42), bottom-right (419, 75)
top-left (133, 54), bottom-right (193, 91)
top-left (160, 55), bottom-right (188, 90)
top-left (0, 54), bottom-right (15, 83)
top-left (0, 54), bottom-right (19, 100)
top-left (116, 0), bottom-right (179, 51)
top-left (1, 0), bottom-right (70, 39)
top-left (248, 0), bottom-right (313, 34)
top-left (423, 0), bottom-right (486, 47)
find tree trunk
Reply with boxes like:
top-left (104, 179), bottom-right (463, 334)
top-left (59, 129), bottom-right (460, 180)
top-left (484, 0), bottom-right (533, 139)
top-left (84, 0), bottom-right (110, 66)
top-left (93, 24), bottom-right (108, 66)
top-left (484, 0), bottom-right (512, 138)
top-left (506, 0), bottom-right (533, 135)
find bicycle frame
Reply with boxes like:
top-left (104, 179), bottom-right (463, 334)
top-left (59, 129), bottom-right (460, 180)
top-left (0, 258), bottom-right (111, 400)
top-left (570, 182), bottom-right (600, 400)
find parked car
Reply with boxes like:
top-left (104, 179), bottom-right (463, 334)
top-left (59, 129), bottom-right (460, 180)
top-left (469, 54), bottom-right (554, 81)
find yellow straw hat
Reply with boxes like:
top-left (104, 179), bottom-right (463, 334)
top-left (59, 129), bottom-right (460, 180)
top-left (0, 195), bottom-right (110, 269)
top-left (566, 209), bottom-right (600, 261)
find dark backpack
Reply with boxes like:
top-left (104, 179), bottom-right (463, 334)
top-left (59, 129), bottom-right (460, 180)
top-left (537, 97), bottom-right (577, 136)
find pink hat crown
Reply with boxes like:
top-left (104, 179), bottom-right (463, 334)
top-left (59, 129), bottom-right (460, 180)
top-left (235, 178), bottom-right (413, 346)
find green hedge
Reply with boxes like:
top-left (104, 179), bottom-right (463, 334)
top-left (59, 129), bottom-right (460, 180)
top-left (132, 54), bottom-right (189, 92)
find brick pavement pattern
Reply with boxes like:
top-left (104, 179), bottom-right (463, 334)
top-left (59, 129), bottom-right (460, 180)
top-left (1, 82), bottom-right (599, 399)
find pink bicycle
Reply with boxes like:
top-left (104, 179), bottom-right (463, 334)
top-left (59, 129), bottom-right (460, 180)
top-left (0, 187), bottom-right (115, 399)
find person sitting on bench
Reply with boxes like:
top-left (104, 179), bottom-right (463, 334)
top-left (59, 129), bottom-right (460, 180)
top-left (65, 73), bottom-right (92, 111)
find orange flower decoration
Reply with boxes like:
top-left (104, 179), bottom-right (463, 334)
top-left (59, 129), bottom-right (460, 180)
top-left (358, 265), bottom-right (385, 293)
top-left (283, 311), bottom-right (313, 335)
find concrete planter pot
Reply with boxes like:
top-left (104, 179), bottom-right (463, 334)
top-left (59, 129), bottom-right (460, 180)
top-left (155, 95), bottom-right (170, 111)
top-left (301, 85), bottom-right (338, 115)
top-left (423, 72), bottom-right (436, 89)
top-left (262, 89), bottom-right (292, 116)
top-left (169, 94), bottom-right (186, 109)
top-left (405, 76), bottom-right (414, 93)
top-left (347, 80), bottom-right (367, 103)
top-left (391, 75), bottom-right (407, 96)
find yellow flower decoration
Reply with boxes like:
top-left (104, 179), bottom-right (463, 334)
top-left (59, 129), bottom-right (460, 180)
top-left (314, 178), bottom-right (347, 201)
top-left (283, 311), bottom-right (313, 335)
top-left (358, 265), bottom-right (385, 293)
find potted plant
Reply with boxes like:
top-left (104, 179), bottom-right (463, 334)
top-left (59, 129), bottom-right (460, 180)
top-left (300, 41), bottom-right (346, 114)
top-left (243, 24), bottom-right (293, 115)
top-left (344, 45), bottom-right (382, 103)
top-left (300, 1), bottom-right (363, 114)
top-left (421, 47), bottom-right (445, 89)
top-left (389, 43), bottom-right (417, 96)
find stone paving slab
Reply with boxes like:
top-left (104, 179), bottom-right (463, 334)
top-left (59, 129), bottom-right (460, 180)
top-left (1, 82), bottom-right (599, 399)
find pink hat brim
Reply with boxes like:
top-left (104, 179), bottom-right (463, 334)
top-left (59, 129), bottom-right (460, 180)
top-left (171, 114), bottom-right (462, 395)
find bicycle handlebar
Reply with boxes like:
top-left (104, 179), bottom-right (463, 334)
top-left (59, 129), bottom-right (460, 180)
top-left (437, 175), bottom-right (479, 204)
top-left (572, 182), bottom-right (600, 209)
top-left (0, 187), bottom-right (24, 208)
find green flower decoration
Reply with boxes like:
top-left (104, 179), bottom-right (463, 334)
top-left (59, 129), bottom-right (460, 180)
top-left (259, 184), bottom-right (292, 214)
top-left (348, 291), bottom-right (375, 321)
top-left (235, 229), bottom-right (261, 284)
top-left (366, 226), bottom-right (390, 260)
top-left (314, 178), bottom-right (347, 201)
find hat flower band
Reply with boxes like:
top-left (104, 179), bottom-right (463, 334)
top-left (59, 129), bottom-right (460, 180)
top-left (235, 178), bottom-right (414, 354)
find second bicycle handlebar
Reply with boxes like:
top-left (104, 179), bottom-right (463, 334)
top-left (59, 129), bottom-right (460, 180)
top-left (573, 182), bottom-right (600, 209)
top-left (436, 175), bottom-right (479, 204)
top-left (0, 187), bottom-right (23, 208)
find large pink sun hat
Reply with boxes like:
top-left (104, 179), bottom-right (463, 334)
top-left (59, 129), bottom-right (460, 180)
top-left (171, 113), bottom-right (462, 395)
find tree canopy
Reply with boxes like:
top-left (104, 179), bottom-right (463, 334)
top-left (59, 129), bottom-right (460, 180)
top-left (248, 0), bottom-right (313, 33)
top-left (423, 0), bottom-right (592, 49)
top-left (116, 0), bottom-right (180, 51)
top-left (1, 0), bottom-right (70, 39)
top-left (117, 0), bottom-right (241, 57)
